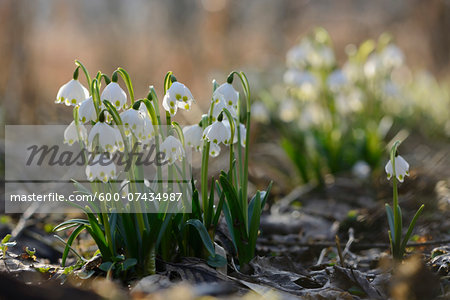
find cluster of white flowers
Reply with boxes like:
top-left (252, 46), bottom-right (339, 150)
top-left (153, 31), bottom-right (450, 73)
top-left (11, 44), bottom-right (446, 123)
top-left (164, 81), bottom-right (246, 158)
top-left (57, 71), bottom-right (246, 183)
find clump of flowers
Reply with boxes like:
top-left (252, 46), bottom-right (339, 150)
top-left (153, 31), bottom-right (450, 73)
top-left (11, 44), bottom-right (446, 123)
top-left (257, 27), bottom-right (450, 185)
top-left (54, 61), bottom-right (270, 278)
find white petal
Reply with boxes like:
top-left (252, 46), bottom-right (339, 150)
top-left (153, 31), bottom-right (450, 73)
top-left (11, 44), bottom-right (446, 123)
top-left (209, 143), bottom-right (220, 157)
top-left (214, 83), bottom-right (239, 107)
top-left (101, 82), bottom-right (127, 110)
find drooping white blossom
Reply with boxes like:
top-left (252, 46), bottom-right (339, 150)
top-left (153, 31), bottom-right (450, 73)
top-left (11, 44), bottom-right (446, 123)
top-left (101, 82), bottom-right (127, 110)
top-left (162, 82), bottom-right (195, 116)
top-left (88, 122), bottom-right (124, 153)
top-left (79, 97), bottom-right (98, 123)
top-left (385, 155), bottom-right (410, 182)
top-left (283, 70), bottom-right (318, 98)
top-left (211, 93), bottom-right (237, 122)
top-left (183, 124), bottom-right (203, 151)
top-left (56, 79), bottom-right (89, 106)
top-left (286, 41), bottom-right (313, 68)
top-left (160, 135), bottom-right (185, 164)
top-left (120, 108), bottom-right (153, 141)
top-left (214, 83), bottom-right (239, 111)
top-left (327, 69), bottom-right (347, 92)
top-left (64, 121), bottom-right (87, 145)
top-left (380, 44), bottom-right (404, 70)
top-left (203, 121), bottom-right (230, 145)
top-left (86, 154), bottom-right (116, 183)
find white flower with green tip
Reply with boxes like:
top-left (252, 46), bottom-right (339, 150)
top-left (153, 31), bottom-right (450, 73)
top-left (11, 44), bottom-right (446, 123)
top-left (120, 108), bottom-right (151, 141)
top-left (208, 142), bottom-right (220, 157)
top-left (101, 82), bottom-right (127, 110)
top-left (211, 93), bottom-right (237, 122)
top-left (88, 122), bottom-right (124, 153)
top-left (56, 79), bottom-right (89, 106)
top-left (64, 121), bottom-right (87, 145)
top-left (183, 124), bottom-right (203, 151)
top-left (78, 97), bottom-right (98, 123)
top-left (203, 121), bottom-right (230, 145)
top-left (214, 83), bottom-right (239, 110)
top-left (160, 135), bottom-right (185, 164)
top-left (162, 82), bottom-right (194, 116)
top-left (86, 154), bottom-right (116, 183)
top-left (385, 155), bottom-right (410, 182)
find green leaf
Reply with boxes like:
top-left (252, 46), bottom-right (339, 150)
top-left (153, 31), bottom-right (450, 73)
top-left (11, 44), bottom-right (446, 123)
top-left (1, 234), bottom-right (12, 245)
top-left (248, 191), bottom-right (261, 261)
top-left (99, 261), bottom-right (115, 272)
top-left (204, 178), bottom-right (215, 228)
top-left (53, 219), bottom-right (90, 232)
top-left (61, 225), bottom-right (86, 267)
top-left (385, 204), bottom-right (395, 242)
top-left (219, 175), bottom-right (249, 259)
top-left (122, 258), bottom-right (137, 271)
top-left (207, 254), bottom-right (227, 268)
top-left (185, 219), bottom-right (215, 257)
top-left (401, 204), bottom-right (424, 252)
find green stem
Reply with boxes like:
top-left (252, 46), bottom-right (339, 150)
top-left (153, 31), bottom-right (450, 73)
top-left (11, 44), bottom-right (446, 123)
top-left (116, 68), bottom-right (135, 104)
top-left (75, 60), bottom-right (92, 87)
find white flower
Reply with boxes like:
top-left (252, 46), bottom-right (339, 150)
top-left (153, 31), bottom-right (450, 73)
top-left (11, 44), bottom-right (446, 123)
top-left (214, 83), bottom-right (239, 110)
top-left (160, 135), bottom-right (185, 164)
top-left (308, 46), bottom-right (335, 69)
top-left (79, 97), bottom-right (98, 123)
top-left (86, 154), bottom-right (116, 183)
top-left (203, 121), bottom-right (230, 145)
top-left (88, 122), bottom-right (124, 153)
top-left (64, 121), bottom-right (87, 145)
top-left (162, 82), bottom-right (194, 116)
top-left (120, 109), bottom-right (153, 141)
top-left (251, 102), bottom-right (270, 124)
top-left (286, 41), bottom-right (312, 68)
top-left (183, 124), bottom-right (203, 151)
top-left (327, 69), bottom-right (347, 92)
top-left (385, 155), bottom-right (410, 182)
top-left (209, 142), bottom-right (220, 157)
top-left (283, 70), bottom-right (318, 98)
top-left (211, 93), bottom-right (237, 122)
top-left (223, 120), bottom-right (246, 147)
top-left (101, 82), bottom-right (127, 110)
top-left (279, 98), bottom-right (299, 122)
top-left (364, 54), bottom-right (382, 78)
top-left (56, 79), bottom-right (89, 106)
top-left (380, 44), bottom-right (404, 70)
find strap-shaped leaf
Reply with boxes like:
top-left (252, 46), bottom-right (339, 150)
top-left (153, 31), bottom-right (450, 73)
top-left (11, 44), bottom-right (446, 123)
top-left (247, 191), bottom-right (261, 261)
top-left (53, 219), bottom-right (90, 232)
top-left (185, 219), bottom-right (215, 257)
top-left (219, 175), bottom-right (248, 251)
top-left (385, 204), bottom-right (395, 243)
top-left (400, 204), bottom-right (424, 252)
top-left (61, 224), bottom-right (86, 267)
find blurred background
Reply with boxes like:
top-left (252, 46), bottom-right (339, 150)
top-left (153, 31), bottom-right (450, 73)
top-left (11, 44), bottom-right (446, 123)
top-left (0, 0), bottom-right (449, 126)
